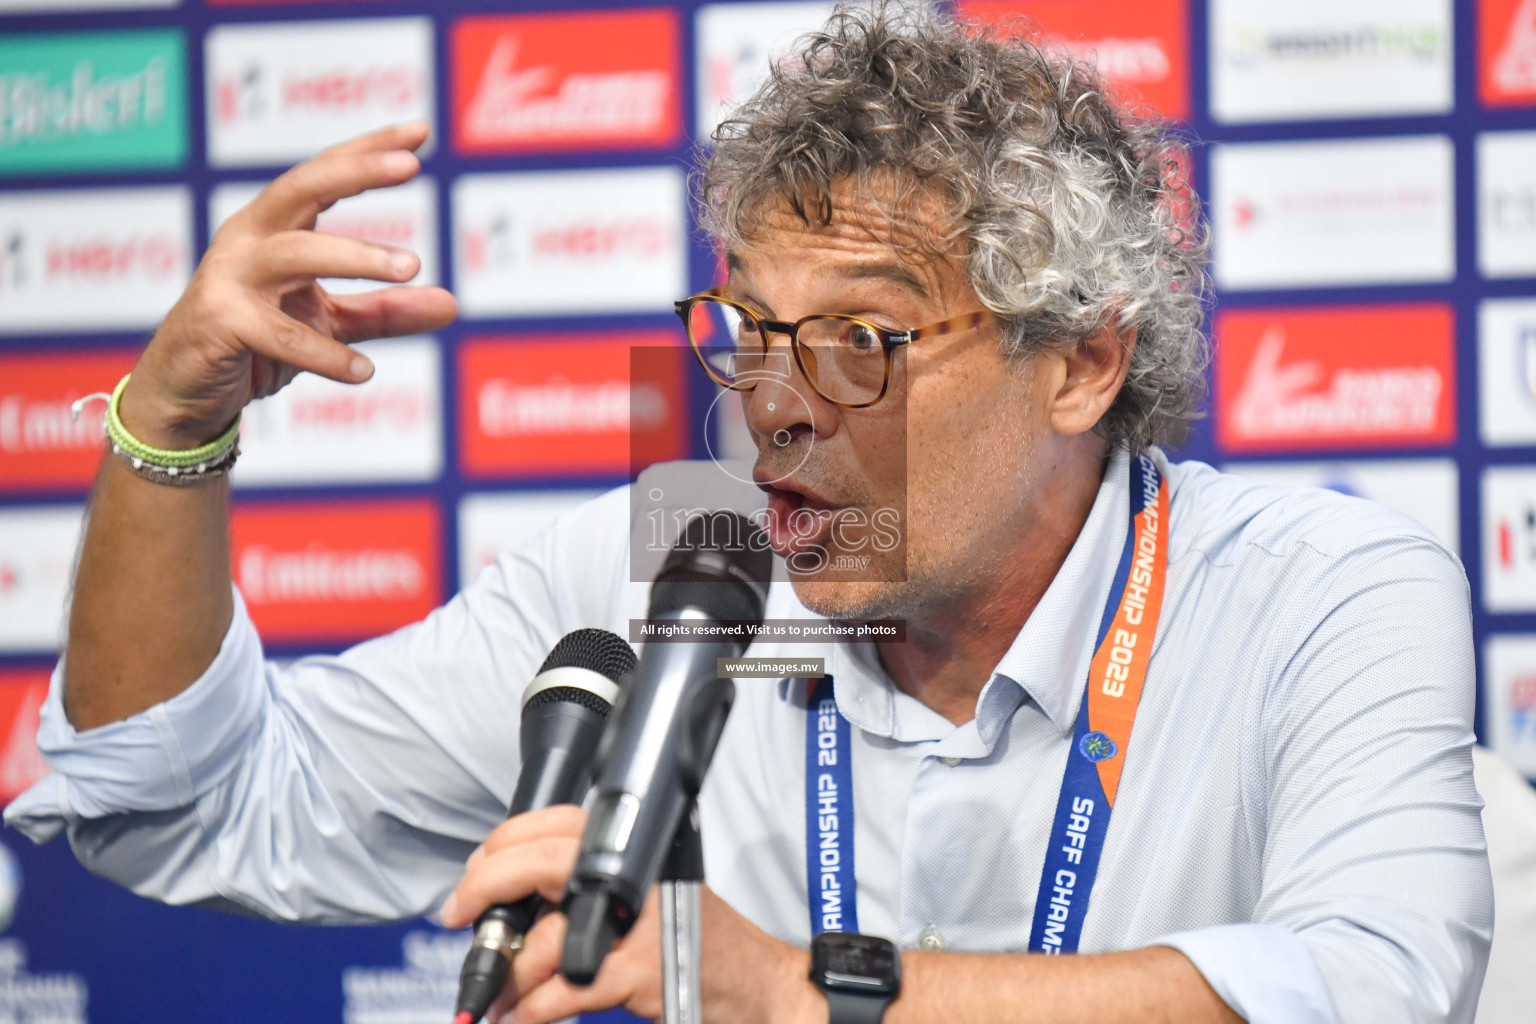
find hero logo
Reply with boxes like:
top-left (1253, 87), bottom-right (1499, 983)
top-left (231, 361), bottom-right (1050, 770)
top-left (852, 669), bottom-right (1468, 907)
top-left (453, 10), bottom-right (680, 153)
top-left (230, 500), bottom-right (440, 642)
top-left (0, 187), bottom-right (190, 333)
top-left (960, 0), bottom-right (1188, 119)
top-left (205, 19), bottom-right (434, 168)
top-left (461, 212), bottom-right (670, 274)
top-left (234, 337), bottom-right (441, 486)
top-left (45, 232), bottom-right (178, 281)
top-left (1218, 304), bottom-right (1454, 451)
top-left (453, 168), bottom-right (686, 317)
top-left (215, 62), bottom-right (420, 124)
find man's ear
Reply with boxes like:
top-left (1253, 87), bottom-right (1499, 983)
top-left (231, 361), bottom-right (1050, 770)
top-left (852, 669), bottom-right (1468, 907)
top-left (1048, 321), bottom-right (1136, 438)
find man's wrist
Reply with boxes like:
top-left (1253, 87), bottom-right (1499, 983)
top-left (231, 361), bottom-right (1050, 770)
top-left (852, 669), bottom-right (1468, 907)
top-left (117, 374), bottom-right (229, 451)
top-left (767, 943), bottom-right (826, 1024)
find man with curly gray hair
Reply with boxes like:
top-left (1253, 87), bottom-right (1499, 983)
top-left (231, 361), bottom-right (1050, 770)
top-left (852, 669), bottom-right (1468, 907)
top-left (13, 4), bottom-right (1489, 1024)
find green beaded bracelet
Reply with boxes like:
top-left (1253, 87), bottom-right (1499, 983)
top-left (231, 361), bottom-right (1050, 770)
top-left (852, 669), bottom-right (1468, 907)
top-left (106, 373), bottom-right (241, 469)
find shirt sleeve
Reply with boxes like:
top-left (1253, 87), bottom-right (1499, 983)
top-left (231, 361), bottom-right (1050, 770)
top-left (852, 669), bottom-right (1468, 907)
top-left (4, 485), bottom-right (637, 925)
top-left (1228, 527), bottom-right (1491, 1024)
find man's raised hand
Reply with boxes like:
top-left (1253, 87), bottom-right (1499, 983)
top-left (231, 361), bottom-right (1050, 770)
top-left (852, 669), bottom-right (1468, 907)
top-left (117, 120), bottom-right (457, 450)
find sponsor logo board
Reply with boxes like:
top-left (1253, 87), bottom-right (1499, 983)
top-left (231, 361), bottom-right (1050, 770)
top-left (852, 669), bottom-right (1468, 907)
top-left (452, 9), bottom-right (681, 154)
top-left (694, 2), bottom-right (835, 138)
top-left (233, 337), bottom-right (441, 487)
top-left (1478, 130), bottom-right (1536, 278)
top-left (1222, 458), bottom-right (1459, 552)
top-left (0, 29), bottom-right (187, 174)
top-left (1481, 0), bottom-right (1536, 107)
top-left (0, 186), bottom-right (191, 334)
top-left (0, 504), bottom-right (82, 654)
top-left (1485, 467), bottom-right (1536, 612)
top-left (457, 489), bottom-right (602, 587)
top-left (1479, 298), bottom-right (1536, 446)
top-left (1486, 634), bottom-right (1536, 778)
top-left (206, 18), bottom-right (433, 167)
top-left (459, 334), bottom-right (686, 479)
top-left (210, 177), bottom-right (439, 294)
top-left (1216, 304), bottom-right (1455, 451)
top-left (0, 349), bottom-right (135, 492)
top-left (1209, 0), bottom-right (1453, 123)
top-left (452, 167), bottom-right (686, 318)
top-left (961, 0), bottom-right (1188, 119)
top-left (231, 499), bottom-right (441, 643)
top-left (0, 669), bottom-right (48, 807)
top-left (1212, 136), bottom-right (1455, 290)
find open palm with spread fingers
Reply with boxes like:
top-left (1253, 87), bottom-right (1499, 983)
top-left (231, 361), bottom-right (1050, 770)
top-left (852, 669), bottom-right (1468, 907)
top-left (118, 120), bottom-right (457, 450)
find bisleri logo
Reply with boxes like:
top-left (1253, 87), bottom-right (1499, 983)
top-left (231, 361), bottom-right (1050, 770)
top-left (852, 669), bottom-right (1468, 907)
top-left (0, 29), bottom-right (187, 174)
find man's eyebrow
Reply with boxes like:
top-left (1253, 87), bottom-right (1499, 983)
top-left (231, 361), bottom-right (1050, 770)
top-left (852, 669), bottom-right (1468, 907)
top-left (813, 260), bottom-right (930, 300)
top-left (724, 251), bottom-right (931, 303)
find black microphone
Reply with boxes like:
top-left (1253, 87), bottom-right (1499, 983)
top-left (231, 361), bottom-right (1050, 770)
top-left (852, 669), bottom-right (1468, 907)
top-left (560, 513), bottom-right (771, 986)
top-left (453, 628), bottom-right (638, 1024)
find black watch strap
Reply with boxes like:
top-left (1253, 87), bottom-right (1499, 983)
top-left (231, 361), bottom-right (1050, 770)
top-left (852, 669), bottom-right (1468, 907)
top-left (824, 988), bottom-right (893, 1024)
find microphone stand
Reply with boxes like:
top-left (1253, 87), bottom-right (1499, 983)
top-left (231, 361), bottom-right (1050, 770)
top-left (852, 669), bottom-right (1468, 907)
top-left (659, 804), bottom-right (704, 1024)
top-left (660, 675), bottom-right (735, 1024)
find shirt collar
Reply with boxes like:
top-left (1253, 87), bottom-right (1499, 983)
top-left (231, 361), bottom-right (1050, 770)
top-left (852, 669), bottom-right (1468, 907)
top-left (772, 447), bottom-right (1130, 742)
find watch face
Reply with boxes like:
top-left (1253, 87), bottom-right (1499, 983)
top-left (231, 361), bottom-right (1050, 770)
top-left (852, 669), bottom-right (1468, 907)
top-left (812, 933), bottom-right (900, 996)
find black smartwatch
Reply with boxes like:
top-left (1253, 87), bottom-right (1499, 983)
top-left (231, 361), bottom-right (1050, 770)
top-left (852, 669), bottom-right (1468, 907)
top-left (809, 931), bottom-right (902, 1024)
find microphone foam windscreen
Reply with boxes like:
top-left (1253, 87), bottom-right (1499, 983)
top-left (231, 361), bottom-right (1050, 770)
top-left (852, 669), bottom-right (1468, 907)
top-left (649, 512), bottom-right (772, 623)
top-left (536, 627), bottom-right (638, 681)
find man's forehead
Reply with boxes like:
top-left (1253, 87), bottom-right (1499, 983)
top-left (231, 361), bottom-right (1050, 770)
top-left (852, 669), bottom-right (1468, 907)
top-left (725, 186), bottom-right (963, 301)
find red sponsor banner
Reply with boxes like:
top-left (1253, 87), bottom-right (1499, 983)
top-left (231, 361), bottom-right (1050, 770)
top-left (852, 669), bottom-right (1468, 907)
top-left (1216, 304), bottom-right (1456, 453)
top-left (459, 333), bottom-right (686, 479)
top-left (451, 9), bottom-right (682, 154)
top-left (0, 350), bottom-right (137, 492)
top-left (960, 0), bottom-right (1189, 120)
top-left (230, 500), bottom-right (441, 643)
top-left (1481, 0), bottom-right (1536, 107)
top-left (0, 669), bottom-right (49, 806)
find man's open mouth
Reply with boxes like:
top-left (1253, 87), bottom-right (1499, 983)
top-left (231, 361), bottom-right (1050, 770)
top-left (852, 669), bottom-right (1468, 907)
top-left (756, 479), bottom-right (842, 558)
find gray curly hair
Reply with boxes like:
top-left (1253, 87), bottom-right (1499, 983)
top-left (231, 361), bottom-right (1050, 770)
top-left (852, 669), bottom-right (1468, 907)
top-left (697, 1), bottom-right (1210, 452)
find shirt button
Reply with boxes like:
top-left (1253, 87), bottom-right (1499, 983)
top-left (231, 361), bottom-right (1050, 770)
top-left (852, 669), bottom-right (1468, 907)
top-left (918, 927), bottom-right (945, 951)
top-left (939, 756), bottom-right (962, 767)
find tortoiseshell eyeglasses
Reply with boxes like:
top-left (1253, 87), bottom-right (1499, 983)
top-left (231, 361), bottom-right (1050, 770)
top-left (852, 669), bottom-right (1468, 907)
top-left (674, 287), bottom-right (996, 408)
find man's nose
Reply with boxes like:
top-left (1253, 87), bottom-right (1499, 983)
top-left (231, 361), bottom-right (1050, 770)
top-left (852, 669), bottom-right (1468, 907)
top-left (740, 341), bottom-right (832, 445)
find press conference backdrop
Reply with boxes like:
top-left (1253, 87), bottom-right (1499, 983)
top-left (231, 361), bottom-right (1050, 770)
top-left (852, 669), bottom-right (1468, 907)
top-left (0, 0), bottom-right (1532, 1020)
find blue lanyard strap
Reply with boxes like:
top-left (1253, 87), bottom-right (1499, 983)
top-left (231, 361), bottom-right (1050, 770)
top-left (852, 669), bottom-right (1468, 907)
top-left (1028, 453), bottom-right (1170, 952)
top-left (805, 674), bottom-right (859, 935)
top-left (803, 453), bottom-right (1171, 950)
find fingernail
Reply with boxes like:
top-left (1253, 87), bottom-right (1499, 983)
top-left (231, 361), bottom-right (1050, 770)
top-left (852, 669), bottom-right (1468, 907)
top-left (383, 151), bottom-right (416, 174)
top-left (390, 251), bottom-right (417, 276)
top-left (441, 892), bottom-right (460, 926)
top-left (350, 355), bottom-right (373, 381)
